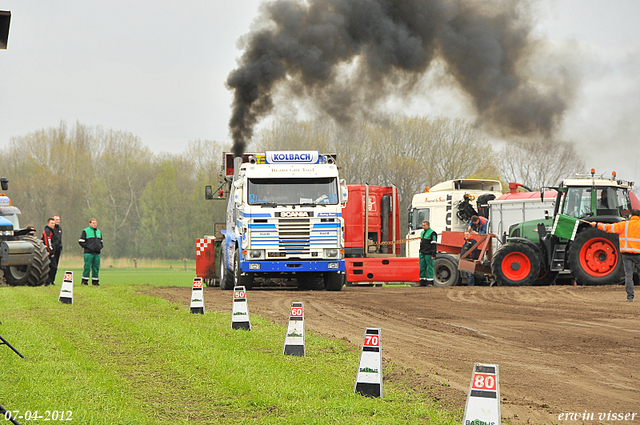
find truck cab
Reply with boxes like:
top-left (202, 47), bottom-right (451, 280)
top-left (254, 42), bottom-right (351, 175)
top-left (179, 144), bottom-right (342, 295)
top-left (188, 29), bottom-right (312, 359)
top-left (219, 151), bottom-right (348, 291)
top-left (406, 179), bottom-right (503, 257)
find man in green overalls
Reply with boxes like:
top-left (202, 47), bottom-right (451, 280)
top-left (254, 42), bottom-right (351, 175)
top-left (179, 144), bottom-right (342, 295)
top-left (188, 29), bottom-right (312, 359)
top-left (419, 220), bottom-right (437, 286)
top-left (78, 218), bottom-right (103, 286)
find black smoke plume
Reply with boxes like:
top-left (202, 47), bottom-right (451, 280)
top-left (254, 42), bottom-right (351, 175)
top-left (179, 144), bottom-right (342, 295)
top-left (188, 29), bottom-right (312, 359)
top-left (227, 0), bottom-right (573, 157)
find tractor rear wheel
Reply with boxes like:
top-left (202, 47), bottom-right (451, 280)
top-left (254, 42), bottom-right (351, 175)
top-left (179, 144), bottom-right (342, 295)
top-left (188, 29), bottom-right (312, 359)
top-left (491, 243), bottom-right (540, 286)
top-left (570, 227), bottom-right (622, 285)
top-left (2, 235), bottom-right (51, 287)
top-left (433, 255), bottom-right (460, 287)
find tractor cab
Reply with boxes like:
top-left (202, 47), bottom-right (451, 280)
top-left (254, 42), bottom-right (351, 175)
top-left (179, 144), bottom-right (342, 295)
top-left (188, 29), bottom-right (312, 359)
top-left (0, 194), bottom-right (19, 232)
top-left (495, 170), bottom-right (636, 286)
top-left (555, 179), bottom-right (632, 222)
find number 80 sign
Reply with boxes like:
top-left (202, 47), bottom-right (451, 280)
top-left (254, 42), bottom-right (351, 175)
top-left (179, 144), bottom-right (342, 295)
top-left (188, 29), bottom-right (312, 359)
top-left (471, 373), bottom-right (497, 391)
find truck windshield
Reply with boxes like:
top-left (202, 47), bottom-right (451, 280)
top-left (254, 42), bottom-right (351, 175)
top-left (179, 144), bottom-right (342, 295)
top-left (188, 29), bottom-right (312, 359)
top-left (409, 208), bottom-right (430, 230)
top-left (247, 177), bottom-right (338, 205)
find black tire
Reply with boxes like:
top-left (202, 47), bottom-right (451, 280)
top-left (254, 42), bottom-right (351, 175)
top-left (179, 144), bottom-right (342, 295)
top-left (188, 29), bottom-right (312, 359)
top-left (234, 249), bottom-right (253, 290)
top-left (324, 272), bottom-right (345, 291)
top-left (491, 243), bottom-right (540, 286)
top-left (298, 273), bottom-right (325, 290)
top-left (433, 255), bottom-right (460, 287)
top-left (2, 235), bottom-right (51, 287)
top-left (533, 269), bottom-right (559, 286)
top-left (220, 244), bottom-right (234, 290)
top-left (569, 227), bottom-right (623, 285)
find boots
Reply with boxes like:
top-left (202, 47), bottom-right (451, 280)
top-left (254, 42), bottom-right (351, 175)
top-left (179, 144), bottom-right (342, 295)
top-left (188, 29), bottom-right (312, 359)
top-left (92, 278), bottom-right (100, 286)
top-left (82, 277), bottom-right (89, 285)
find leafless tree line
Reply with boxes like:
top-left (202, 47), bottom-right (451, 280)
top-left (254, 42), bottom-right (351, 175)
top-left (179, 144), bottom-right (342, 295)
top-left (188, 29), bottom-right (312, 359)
top-left (0, 121), bottom-right (225, 259)
top-left (0, 117), bottom-right (584, 259)
top-left (252, 116), bottom-right (585, 229)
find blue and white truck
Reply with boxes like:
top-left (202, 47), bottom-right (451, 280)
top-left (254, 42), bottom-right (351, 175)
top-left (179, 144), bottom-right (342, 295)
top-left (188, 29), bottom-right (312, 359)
top-left (211, 151), bottom-right (349, 291)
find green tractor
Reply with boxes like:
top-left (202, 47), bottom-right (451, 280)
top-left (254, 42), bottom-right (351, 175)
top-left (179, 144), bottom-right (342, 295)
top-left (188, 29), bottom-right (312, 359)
top-left (491, 170), bottom-right (636, 286)
top-left (0, 178), bottom-right (51, 286)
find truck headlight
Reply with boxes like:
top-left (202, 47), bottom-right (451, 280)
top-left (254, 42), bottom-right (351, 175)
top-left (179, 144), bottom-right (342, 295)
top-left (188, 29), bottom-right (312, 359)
top-left (249, 250), bottom-right (264, 259)
top-left (324, 249), bottom-right (339, 258)
top-left (328, 262), bottom-right (339, 269)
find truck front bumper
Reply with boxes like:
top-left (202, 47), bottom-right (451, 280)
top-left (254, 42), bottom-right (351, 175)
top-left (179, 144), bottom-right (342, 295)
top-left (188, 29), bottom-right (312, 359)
top-left (241, 260), bottom-right (345, 273)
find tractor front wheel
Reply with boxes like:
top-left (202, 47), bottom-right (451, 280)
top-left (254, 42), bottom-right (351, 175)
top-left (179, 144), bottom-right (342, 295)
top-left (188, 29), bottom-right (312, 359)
top-left (491, 243), bottom-right (540, 286)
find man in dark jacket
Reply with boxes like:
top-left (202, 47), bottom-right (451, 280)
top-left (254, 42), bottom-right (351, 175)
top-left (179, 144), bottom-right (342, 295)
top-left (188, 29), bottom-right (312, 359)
top-left (78, 218), bottom-right (103, 286)
top-left (42, 217), bottom-right (57, 286)
top-left (53, 214), bottom-right (63, 257)
top-left (51, 214), bottom-right (63, 280)
top-left (419, 220), bottom-right (437, 286)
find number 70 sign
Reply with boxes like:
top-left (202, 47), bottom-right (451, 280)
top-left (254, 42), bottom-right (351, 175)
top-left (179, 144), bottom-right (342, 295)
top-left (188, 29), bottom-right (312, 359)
top-left (364, 334), bottom-right (379, 347)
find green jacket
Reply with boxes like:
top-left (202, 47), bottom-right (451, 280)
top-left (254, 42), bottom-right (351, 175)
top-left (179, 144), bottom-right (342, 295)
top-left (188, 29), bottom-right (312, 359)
top-left (79, 227), bottom-right (103, 254)
top-left (419, 228), bottom-right (437, 256)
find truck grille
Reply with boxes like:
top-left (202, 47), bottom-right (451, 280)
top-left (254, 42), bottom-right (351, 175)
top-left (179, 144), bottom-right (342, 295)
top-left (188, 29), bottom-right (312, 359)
top-left (249, 218), bottom-right (339, 258)
top-left (277, 218), bottom-right (311, 254)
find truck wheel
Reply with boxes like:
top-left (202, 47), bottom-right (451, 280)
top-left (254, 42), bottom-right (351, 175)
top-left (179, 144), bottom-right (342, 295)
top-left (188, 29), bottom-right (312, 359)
top-left (234, 249), bottom-right (253, 290)
top-left (491, 243), bottom-right (540, 286)
top-left (220, 245), bottom-right (233, 290)
top-left (298, 273), bottom-right (325, 290)
top-left (570, 227), bottom-right (622, 285)
top-left (2, 235), bottom-right (51, 287)
top-left (324, 272), bottom-right (345, 291)
top-left (433, 255), bottom-right (460, 287)
top-left (533, 269), bottom-right (559, 286)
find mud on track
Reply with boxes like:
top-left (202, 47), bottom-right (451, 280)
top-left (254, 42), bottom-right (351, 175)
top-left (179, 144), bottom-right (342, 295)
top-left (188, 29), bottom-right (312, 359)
top-left (150, 285), bottom-right (640, 424)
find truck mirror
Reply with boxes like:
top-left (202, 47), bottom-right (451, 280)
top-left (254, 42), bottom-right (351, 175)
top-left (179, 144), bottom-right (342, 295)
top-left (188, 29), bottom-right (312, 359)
top-left (205, 185), bottom-right (213, 200)
top-left (340, 179), bottom-right (349, 207)
top-left (540, 189), bottom-right (544, 203)
top-left (0, 177), bottom-right (8, 191)
top-left (234, 188), bottom-right (243, 207)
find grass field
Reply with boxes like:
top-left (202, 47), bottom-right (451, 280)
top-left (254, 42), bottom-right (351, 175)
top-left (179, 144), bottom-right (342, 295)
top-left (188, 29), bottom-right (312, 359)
top-left (0, 266), bottom-right (460, 424)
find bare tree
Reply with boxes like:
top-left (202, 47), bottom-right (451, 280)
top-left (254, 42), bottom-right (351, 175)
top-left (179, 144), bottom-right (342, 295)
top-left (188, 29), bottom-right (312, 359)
top-left (500, 137), bottom-right (585, 189)
top-left (90, 129), bottom-right (154, 256)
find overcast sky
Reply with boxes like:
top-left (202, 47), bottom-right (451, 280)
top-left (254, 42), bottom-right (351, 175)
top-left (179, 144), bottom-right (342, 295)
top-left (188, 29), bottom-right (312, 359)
top-left (1, 0), bottom-right (639, 183)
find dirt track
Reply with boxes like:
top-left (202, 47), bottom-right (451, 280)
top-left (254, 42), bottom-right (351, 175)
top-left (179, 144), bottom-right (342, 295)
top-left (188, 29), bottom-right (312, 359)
top-left (152, 284), bottom-right (640, 424)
